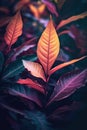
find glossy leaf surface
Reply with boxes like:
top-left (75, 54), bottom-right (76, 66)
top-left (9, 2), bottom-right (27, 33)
top-left (37, 18), bottom-right (60, 76)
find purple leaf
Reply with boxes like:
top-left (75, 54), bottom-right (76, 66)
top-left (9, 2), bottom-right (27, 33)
top-left (42, 0), bottom-right (59, 17)
top-left (8, 84), bottom-right (42, 107)
top-left (13, 37), bottom-right (36, 60)
top-left (47, 69), bottom-right (87, 106)
top-left (48, 101), bottom-right (84, 121)
top-left (6, 37), bottom-right (36, 64)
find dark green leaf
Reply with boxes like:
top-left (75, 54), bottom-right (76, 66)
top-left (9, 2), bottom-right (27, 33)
top-left (2, 55), bottom-right (37, 79)
top-left (24, 111), bottom-right (53, 130)
top-left (8, 83), bottom-right (42, 107)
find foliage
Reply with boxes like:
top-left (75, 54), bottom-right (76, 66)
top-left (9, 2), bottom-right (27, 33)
top-left (0, 0), bottom-right (87, 130)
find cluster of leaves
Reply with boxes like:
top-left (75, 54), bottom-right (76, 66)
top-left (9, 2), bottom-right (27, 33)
top-left (0, 0), bottom-right (87, 130)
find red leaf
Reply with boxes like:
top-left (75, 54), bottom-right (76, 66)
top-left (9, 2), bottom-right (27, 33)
top-left (47, 69), bottom-right (87, 106)
top-left (17, 78), bottom-right (45, 94)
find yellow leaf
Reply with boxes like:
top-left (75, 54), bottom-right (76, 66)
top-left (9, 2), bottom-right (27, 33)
top-left (22, 60), bottom-right (46, 81)
top-left (37, 17), bottom-right (60, 77)
top-left (4, 11), bottom-right (23, 47)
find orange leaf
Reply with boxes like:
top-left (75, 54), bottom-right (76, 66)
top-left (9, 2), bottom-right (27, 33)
top-left (29, 4), bottom-right (46, 18)
top-left (4, 11), bottom-right (23, 47)
top-left (57, 12), bottom-right (87, 30)
top-left (38, 4), bottom-right (46, 14)
top-left (37, 17), bottom-right (60, 77)
top-left (17, 78), bottom-right (45, 94)
top-left (50, 56), bottom-right (87, 75)
top-left (22, 60), bottom-right (46, 81)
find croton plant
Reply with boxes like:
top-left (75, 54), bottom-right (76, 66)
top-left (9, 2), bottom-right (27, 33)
top-left (0, 0), bottom-right (87, 130)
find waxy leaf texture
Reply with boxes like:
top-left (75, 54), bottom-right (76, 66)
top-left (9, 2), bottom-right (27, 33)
top-left (37, 18), bottom-right (60, 77)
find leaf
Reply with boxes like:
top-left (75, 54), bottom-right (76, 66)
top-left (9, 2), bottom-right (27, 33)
top-left (4, 11), bottom-right (23, 48)
top-left (48, 69), bottom-right (87, 105)
top-left (8, 84), bottom-right (42, 107)
top-left (58, 30), bottom-right (70, 36)
top-left (0, 103), bottom-right (24, 116)
top-left (57, 12), bottom-right (87, 30)
top-left (48, 101), bottom-right (83, 121)
top-left (25, 111), bottom-right (53, 130)
top-left (22, 60), bottom-right (46, 81)
top-left (14, 0), bottom-right (30, 11)
top-left (50, 56), bottom-right (87, 75)
top-left (17, 78), bottom-right (45, 94)
top-left (0, 7), bottom-right (9, 14)
top-left (69, 25), bottom-right (87, 55)
top-left (29, 3), bottom-right (46, 19)
top-left (29, 4), bottom-right (39, 18)
top-left (11, 37), bottom-right (36, 61)
top-left (0, 51), bottom-right (4, 72)
top-left (42, 0), bottom-right (58, 17)
top-left (57, 0), bottom-right (66, 9)
top-left (2, 55), bottom-right (37, 79)
top-left (38, 4), bottom-right (46, 15)
top-left (0, 17), bottom-right (11, 27)
top-left (37, 17), bottom-right (60, 77)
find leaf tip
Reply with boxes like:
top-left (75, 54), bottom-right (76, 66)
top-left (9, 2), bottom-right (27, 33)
top-left (22, 59), bottom-right (25, 64)
top-left (50, 14), bottom-right (52, 20)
